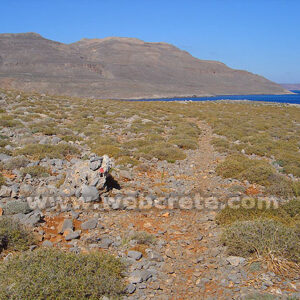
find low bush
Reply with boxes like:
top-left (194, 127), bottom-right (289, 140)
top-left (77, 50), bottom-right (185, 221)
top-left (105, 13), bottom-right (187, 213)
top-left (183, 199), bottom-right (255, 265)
top-left (211, 137), bottom-right (231, 153)
top-left (20, 166), bottom-right (50, 178)
top-left (123, 138), bottom-right (152, 150)
top-left (61, 135), bottom-right (83, 142)
top-left (30, 124), bottom-right (60, 136)
top-left (138, 143), bottom-right (186, 162)
top-left (14, 144), bottom-right (79, 160)
top-left (0, 217), bottom-right (35, 252)
top-left (130, 231), bottom-right (156, 245)
top-left (117, 156), bottom-right (140, 167)
top-left (216, 154), bottom-right (276, 186)
top-left (92, 144), bottom-right (121, 158)
top-left (216, 198), bottom-right (300, 227)
top-left (168, 135), bottom-right (198, 150)
top-left (264, 174), bottom-right (294, 198)
top-left (221, 219), bottom-right (300, 262)
top-left (0, 115), bottom-right (22, 128)
top-left (281, 198), bottom-right (300, 219)
top-left (170, 122), bottom-right (201, 138)
top-left (0, 248), bottom-right (125, 299)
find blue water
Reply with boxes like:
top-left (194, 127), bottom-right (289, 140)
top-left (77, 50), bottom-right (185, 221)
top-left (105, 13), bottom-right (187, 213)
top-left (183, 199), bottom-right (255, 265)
top-left (137, 90), bottom-right (300, 104)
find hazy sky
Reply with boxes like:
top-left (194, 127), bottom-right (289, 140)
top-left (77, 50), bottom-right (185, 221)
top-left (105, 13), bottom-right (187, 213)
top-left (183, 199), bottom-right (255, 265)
top-left (1, 0), bottom-right (299, 83)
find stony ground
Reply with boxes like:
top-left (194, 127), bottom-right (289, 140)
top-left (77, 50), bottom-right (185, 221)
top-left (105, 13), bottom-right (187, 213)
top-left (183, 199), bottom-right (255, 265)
top-left (0, 91), bottom-right (299, 299)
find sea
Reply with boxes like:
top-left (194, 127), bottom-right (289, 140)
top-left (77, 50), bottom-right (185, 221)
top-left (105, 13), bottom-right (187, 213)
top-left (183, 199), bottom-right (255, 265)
top-left (137, 90), bottom-right (300, 104)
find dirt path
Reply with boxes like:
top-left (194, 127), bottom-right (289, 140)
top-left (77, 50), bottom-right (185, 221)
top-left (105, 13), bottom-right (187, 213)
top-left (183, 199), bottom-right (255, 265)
top-left (120, 121), bottom-right (232, 299)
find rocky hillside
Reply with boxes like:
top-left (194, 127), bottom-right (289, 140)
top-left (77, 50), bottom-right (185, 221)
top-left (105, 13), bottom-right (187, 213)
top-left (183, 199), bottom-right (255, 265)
top-left (0, 32), bottom-right (289, 99)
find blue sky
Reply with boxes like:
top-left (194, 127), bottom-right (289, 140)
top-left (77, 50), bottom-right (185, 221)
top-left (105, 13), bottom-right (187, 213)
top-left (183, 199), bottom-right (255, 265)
top-left (1, 0), bottom-right (299, 83)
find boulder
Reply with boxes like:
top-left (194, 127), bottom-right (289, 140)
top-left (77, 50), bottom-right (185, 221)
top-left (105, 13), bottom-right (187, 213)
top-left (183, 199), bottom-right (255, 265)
top-left (127, 250), bottom-right (143, 260)
top-left (58, 218), bottom-right (73, 234)
top-left (0, 186), bottom-right (12, 197)
top-left (226, 256), bottom-right (246, 267)
top-left (81, 185), bottom-right (99, 202)
top-left (81, 218), bottom-right (98, 230)
top-left (65, 230), bottom-right (81, 241)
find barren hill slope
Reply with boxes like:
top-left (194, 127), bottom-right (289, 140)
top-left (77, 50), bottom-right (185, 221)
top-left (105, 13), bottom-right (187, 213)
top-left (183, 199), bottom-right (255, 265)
top-left (0, 32), bottom-right (289, 99)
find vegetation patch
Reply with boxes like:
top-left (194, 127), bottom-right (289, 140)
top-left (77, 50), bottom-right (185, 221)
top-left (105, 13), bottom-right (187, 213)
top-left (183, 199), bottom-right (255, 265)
top-left (0, 217), bottom-right (35, 252)
top-left (61, 135), bottom-right (83, 142)
top-left (0, 114), bottom-right (22, 128)
top-left (92, 144), bottom-right (122, 158)
top-left (129, 231), bottom-right (156, 245)
top-left (20, 166), bottom-right (50, 178)
top-left (0, 248), bottom-right (125, 299)
top-left (14, 144), bottom-right (79, 160)
top-left (216, 154), bottom-right (276, 186)
top-left (138, 143), bottom-right (186, 162)
top-left (221, 219), bottom-right (300, 263)
top-left (117, 156), bottom-right (140, 167)
top-left (168, 135), bottom-right (198, 150)
top-left (216, 198), bottom-right (299, 227)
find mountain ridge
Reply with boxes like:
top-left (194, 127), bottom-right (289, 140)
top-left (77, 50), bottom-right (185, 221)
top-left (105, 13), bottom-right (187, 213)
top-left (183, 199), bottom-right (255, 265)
top-left (0, 32), bottom-right (290, 99)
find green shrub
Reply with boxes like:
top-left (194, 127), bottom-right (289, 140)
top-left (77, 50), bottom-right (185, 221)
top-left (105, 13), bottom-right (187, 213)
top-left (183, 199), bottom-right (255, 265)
top-left (168, 135), bottom-right (198, 150)
top-left (264, 174), bottom-right (294, 198)
top-left (20, 166), bottom-right (50, 178)
top-left (171, 122), bottom-right (201, 137)
top-left (0, 115), bottom-right (22, 127)
top-left (0, 248), bottom-right (125, 299)
top-left (61, 135), bottom-right (83, 142)
top-left (292, 182), bottom-right (300, 197)
top-left (239, 164), bottom-right (275, 186)
top-left (216, 154), bottom-right (251, 179)
top-left (130, 231), bottom-right (156, 245)
top-left (221, 219), bottom-right (300, 262)
top-left (0, 217), bottom-right (35, 252)
top-left (139, 143), bottom-right (186, 162)
top-left (281, 198), bottom-right (300, 218)
top-left (211, 137), bottom-right (231, 153)
top-left (216, 198), bottom-right (295, 226)
top-left (123, 139), bottom-right (151, 150)
top-left (117, 156), bottom-right (140, 167)
top-left (216, 155), bottom-right (276, 186)
top-left (30, 124), bottom-right (60, 136)
top-left (92, 144), bottom-right (121, 158)
top-left (14, 144), bottom-right (79, 160)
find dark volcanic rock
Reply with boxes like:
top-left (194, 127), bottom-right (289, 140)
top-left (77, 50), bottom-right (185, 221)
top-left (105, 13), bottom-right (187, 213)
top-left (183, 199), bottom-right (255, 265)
top-left (0, 32), bottom-right (289, 99)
